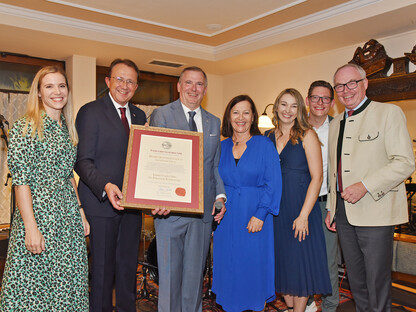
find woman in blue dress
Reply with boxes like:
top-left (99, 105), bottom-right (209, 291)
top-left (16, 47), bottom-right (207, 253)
top-left (266, 88), bottom-right (331, 312)
top-left (213, 95), bottom-right (282, 312)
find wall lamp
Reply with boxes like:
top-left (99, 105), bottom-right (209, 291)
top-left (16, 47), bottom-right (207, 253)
top-left (258, 103), bottom-right (274, 129)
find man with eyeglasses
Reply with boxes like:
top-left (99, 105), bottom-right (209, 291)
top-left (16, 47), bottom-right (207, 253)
top-left (326, 63), bottom-right (414, 311)
top-left (305, 80), bottom-right (339, 312)
top-left (75, 59), bottom-right (146, 312)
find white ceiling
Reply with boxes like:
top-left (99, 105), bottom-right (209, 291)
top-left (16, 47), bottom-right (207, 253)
top-left (47, 0), bottom-right (306, 36)
top-left (0, 0), bottom-right (415, 76)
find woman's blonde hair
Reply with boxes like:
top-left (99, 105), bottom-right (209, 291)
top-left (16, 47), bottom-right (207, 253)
top-left (23, 66), bottom-right (78, 145)
top-left (272, 88), bottom-right (312, 144)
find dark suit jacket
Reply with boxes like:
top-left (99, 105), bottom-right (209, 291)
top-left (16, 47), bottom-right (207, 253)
top-left (75, 93), bottom-right (146, 217)
top-left (149, 99), bottom-right (225, 222)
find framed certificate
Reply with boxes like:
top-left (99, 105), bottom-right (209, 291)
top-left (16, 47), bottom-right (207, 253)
top-left (120, 125), bottom-right (204, 214)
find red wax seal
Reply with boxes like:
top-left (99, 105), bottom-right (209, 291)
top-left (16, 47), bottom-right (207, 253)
top-left (175, 187), bottom-right (186, 197)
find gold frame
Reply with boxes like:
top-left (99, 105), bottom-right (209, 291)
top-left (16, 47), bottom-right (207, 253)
top-left (121, 125), bottom-right (204, 214)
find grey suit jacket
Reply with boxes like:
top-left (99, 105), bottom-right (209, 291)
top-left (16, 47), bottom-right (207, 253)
top-left (149, 99), bottom-right (225, 222)
top-left (327, 100), bottom-right (415, 226)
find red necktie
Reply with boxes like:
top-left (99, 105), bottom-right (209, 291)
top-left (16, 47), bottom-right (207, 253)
top-left (119, 107), bottom-right (130, 135)
top-left (337, 110), bottom-right (354, 192)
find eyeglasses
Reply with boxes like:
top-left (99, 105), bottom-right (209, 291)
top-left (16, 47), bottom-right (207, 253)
top-left (110, 76), bottom-right (137, 88)
top-left (308, 95), bottom-right (332, 104)
top-left (334, 79), bottom-right (364, 93)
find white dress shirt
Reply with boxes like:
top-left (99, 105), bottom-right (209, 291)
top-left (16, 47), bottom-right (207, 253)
top-left (313, 116), bottom-right (329, 197)
top-left (181, 103), bottom-right (203, 132)
top-left (102, 93), bottom-right (132, 198)
top-left (109, 92), bottom-right (132, 126)
top-left (181, 103), bottom-right (226, 202)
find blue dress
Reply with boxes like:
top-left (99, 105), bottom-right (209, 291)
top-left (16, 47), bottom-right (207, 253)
top-left (266, 130), bottom-right (331, 297)
top-left (213, 135), bottom-right (282, 312)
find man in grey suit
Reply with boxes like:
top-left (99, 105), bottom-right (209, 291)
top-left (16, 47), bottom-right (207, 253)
top-left (150, 66), bottom-right (226, 312)
top-left (305, 80), bottom-right (338, 312)
top-left (327, 64), bottom-right (414, 311)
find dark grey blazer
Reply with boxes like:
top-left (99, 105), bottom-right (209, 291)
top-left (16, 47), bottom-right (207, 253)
top-left (75, 93), bottom-right (146, 217)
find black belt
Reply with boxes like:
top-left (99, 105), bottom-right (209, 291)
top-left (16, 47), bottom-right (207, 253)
top-left (318, 195), bottom-right (327, 202)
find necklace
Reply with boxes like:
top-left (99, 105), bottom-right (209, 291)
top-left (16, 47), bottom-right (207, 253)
top-left (232, 135), bottom-right (251, 146)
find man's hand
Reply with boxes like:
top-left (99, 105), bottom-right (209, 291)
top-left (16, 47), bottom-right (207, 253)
top-left (212, 198), bottom-right (226, 223)
top-left (151, 207), bottom-right (171, 216)
top-left (325, 211), bottom-right (336, 232)
top-left (341, 182), bottom-right (367, 204)
top-left (104, 183), bottom-right (124, 210)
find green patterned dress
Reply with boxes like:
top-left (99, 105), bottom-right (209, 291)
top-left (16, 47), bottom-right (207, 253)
top-left (0, 113), bottom-right (88, 311)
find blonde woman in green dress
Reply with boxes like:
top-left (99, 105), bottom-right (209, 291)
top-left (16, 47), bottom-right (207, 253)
top-left (0, 66), bottom-right (89, 311)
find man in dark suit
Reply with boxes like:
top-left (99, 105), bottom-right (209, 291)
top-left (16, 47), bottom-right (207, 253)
top-left (305, 80), bottom-right (338, 312)
top-left (327, 63), bottom-right (414, 311)
top-left (75, 59), bottom-right (146, 312)
top-left (150, 66), bottom-right (226, 312)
